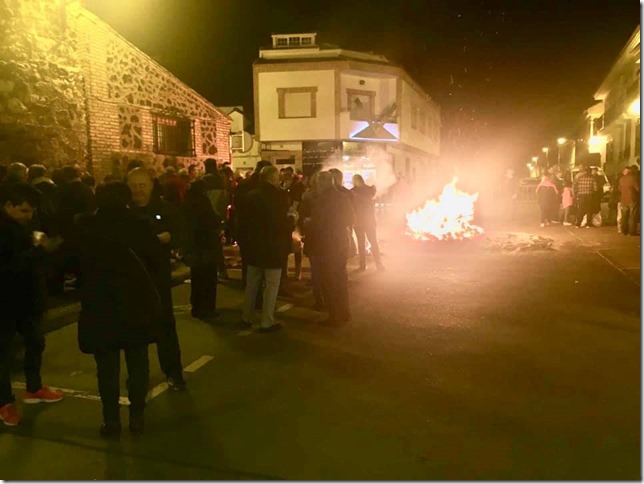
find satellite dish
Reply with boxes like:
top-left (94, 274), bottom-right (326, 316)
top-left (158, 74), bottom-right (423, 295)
top-left (241, 131), bottom-right (253, 153)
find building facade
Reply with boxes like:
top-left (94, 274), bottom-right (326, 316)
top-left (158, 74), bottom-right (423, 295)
top-left (220, 106), bottom-right (261, 173)
top-left (253, 33), bottom-right (440, 186)
top-left (0, 0), bottom-right (231, 181)
top-left (583, 26), bottom-right (640, 179)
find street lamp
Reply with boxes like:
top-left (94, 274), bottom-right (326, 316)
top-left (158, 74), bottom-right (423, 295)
top-left (542, 147), bottom-right (549, 169)
top-left (557, 138), bottom-right (566, 167)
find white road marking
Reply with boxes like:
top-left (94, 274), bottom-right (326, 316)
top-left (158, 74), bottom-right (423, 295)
top-left (595, 251), bottom-right (640, 286)
top-left (183, 355), bottom-right (213, 373)
top-left (146, 382), bottom-right (169, 402)
top-left (276, 303), bottom-right (294, 313)
top-left (11, 381), bottom-right (105, 404)
top-left (12, 354), bottom-right (215, 406)
top-left (44, 302), bottom-right (81, 320)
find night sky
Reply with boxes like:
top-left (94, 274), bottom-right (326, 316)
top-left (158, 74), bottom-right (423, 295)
top-left (84, 0), bottom-right (639, 172)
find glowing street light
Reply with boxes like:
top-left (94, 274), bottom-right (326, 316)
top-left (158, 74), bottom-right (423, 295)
top-left (531, 156), bottom-right (538, 162)
top-left (557, 137), bottom-right (567, 145)
top-left (541, 147), bottom-right (549, 168)
top-left (628, 98), bottom-right (640, 116)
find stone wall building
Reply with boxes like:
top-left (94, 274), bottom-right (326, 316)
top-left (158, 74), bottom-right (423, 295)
top-left (0, 0), bottom-right (231, 181)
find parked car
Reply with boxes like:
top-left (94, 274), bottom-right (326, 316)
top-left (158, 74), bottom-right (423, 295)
top-left (518, 177), bottom-right (539, 200)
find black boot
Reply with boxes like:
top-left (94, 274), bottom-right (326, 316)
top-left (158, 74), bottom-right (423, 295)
top-left (100, 421), bottom-right (122, 440)
top-left (129, 413), bottom-right (144, 435)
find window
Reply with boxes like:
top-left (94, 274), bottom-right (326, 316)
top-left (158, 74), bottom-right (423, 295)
top-left (301, 37), bottom-right (312, 46)
top-left (636, 118), bottom-right (641, 158)
top-left (152, 115), bottom-right (194, 156)
top-left (347, 89), bottom-right (375, 121)
top-left (276, 38), bottom-right (288, 47)
top-left (419, 109), bottom-right (426, 134)
top-left (289, 36), bottom-right (301, 46)
top-left (411, 105), bottom-right (418, 129)
top-left (277, 87), bottom-right (318, 118)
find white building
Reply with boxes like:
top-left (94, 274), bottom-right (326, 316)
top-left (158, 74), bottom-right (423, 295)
top-left (219, 106), bottom-right (261, 173)
top-left (584, 26), bottom-right (640, 179)
top-left (253, 33), bottom-right (440, 186)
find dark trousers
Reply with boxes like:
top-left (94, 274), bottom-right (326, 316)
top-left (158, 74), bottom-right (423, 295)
top-left (319, 254), bottom-right (350, 322)
top-left (156, 285), bottom-right (183, 380)
top-left (309, 256), bottom-right (324, 306)
top-left (354, 224), bottom-right (382, 268)
top-left (621, 203), bottom-right (640, 235)
top-left (190, 262), bottom-right (218, 317)
top-left (0, 317), bottom-right (45, 407)
top-left (94, 345), bottom-right (149, 424)
top-left (576, 195), bottom-right (595, 227)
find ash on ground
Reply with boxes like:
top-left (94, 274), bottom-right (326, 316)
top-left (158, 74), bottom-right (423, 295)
top-left (484, 232), bottom-right (556, 253)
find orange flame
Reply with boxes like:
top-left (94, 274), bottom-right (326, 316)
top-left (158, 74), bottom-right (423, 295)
top-left (405, 177), bottom-right (484, 241)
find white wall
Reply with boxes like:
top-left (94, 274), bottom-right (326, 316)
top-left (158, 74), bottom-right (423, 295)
top-left (399, 79), bottom-right (440, 156)
top-left (257, 70), bottom-right (335, 141)
top-left (229, 111), bottom-right (244, 133)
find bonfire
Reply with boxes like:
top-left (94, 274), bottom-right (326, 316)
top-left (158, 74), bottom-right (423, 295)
top-left (405, 177), bottom-right (484, 241)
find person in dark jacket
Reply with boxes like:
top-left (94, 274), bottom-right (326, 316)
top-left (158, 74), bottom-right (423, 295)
top-left (127, 168), bottom-right (187, 391)
top-left (57, 165), bottom-right (95, 281)
top-left (619, 166), bottom-right (640, 236)
top-left (350, 174), bottom-right (384, 271)
top-left (234, 160), bottom-right (273, 288)
top-left (28, 164), bottom-right (63, 296)
top-left (77, 181), bottom-right (162, 438)
top-left (0, 183), bottom-right (64, 427)
top-left (329, 168), bottom-right (357, 258)
top-left (240, 166), bottom-right (294, 333)
top-left (202, 158), bottom-right (230, 281)
top-left (27, 164), bottom-right (59, 235)
top-left (309, 171), bottom-right (355, 326)
top-left (299, 172), bottom-right (325, 310)
top-left (182, 180), bottom-right (223, 320)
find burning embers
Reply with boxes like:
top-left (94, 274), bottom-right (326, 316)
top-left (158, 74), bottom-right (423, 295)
top-left (405, 178), bottom-right (484, 241)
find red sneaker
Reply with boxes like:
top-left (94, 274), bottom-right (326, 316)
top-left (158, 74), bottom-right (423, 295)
top-left (0, 403), bottom-right (21, 426)
top-left (23, 386), bottom-right (64, 404)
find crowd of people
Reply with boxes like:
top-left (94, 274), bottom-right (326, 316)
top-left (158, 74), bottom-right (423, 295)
top-left (534, 165), bottom-right (640, 232)
top-left (0, 157), bottom-right (384, 437)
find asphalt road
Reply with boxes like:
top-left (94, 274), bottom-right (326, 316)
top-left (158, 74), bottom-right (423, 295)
top-left (1, 202), bottom-right (640, 479)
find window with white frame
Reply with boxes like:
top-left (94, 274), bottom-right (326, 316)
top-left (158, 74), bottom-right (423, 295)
top-left (347, 89), bottom-right (375, 121)
top-left (277, 87), bottom-right (318, 118)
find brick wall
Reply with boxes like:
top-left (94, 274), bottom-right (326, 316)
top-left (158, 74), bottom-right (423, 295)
top-left (76, 8), bottom-right (231, 182)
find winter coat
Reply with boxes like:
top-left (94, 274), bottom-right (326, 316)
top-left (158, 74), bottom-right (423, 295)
top-left (619, 173), bottom-right (640, 206)
top-left (76, 208), bottom-right (163, 354)
top-left (350, 184), bottom-right (377, 227)
top-left (0, 212), bottom-right (48, 323)
top-left (131, 197), bottom-right (184, 290)
top-left (233, 174), bottom-right (261, 246)
top-left (245, 182), bottom-right (293, 269)
top-left (181, 181), bottom-right (223, 267)
top-left (308, 187), bottom-right (355, 260)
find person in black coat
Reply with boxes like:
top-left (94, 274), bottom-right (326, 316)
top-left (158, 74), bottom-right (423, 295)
top-left (350, 174), bottom-right (384, 271)
top-left (76, 181), bottom-right (162, 438)
top-left (126, 168), bottom-right (187, 391)
top-left (309, 171), bottom-right (355, 326)
top-left (240, 166), bottom-right (294, 332)
top-left (182, 180), bottom-right (223, 321)
top-left (0, 183), bottom-right (64, 427)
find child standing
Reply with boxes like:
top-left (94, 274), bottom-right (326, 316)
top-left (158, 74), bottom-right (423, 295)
top-left (561, 181), bottom-right (574, 225)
